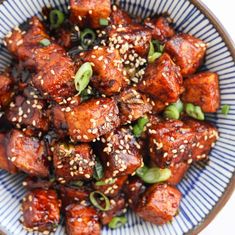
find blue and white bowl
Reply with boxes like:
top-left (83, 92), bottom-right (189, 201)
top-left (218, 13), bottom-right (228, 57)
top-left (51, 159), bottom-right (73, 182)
top-left (0, 0), bottom-right (235, 234)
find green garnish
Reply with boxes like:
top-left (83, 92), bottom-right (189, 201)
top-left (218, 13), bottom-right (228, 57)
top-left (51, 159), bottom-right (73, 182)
top-left (74, 62), bottom-right (93, 94)
top-left (185, 103), bottom-right (205, 120)
top-left (80, 28), bottom-right (96, 48)
top-left (221, 104), bottom-right (230, 115)
top-left (95, 178), bottom-right (116, 186)
top-left (108, 216), bottom-right (127, 229)
top-left (99, 18), bottom-right (109, 26)
top-left (49, 9), bottom-right (65, 29)
top-left (89, 191), bottom-right (110, 211)
top-left (39, 38), bottom-right (51, 46)
top-left (148, 40), bottom-right (164, 63)
top-left (164, 100), bottom-right (183, 120)
top-left (70, 181), bottom-right (84, 187)
top-left (132, 116), bottom-right (149, 138)
top-left (93, 158), bottom-right (104, 180)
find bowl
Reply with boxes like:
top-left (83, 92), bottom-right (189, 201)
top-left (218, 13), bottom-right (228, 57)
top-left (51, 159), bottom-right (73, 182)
top-left (0, 0), bottom-right (235, 234)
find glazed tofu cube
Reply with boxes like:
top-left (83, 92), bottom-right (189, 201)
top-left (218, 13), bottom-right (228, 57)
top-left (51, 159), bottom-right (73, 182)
top-left (100, 195), bottom-right (126, 225)
top-left (165, 33), bottom-right (206, 76)
top-left (148, 119), bottom-right (218, 167)
top-left (138, 53), bottom-right (183, 111)
top-left (110, 5), bottom-right (132, 25)
top-left (83, 47), bottom-right (128, 96)
top-left (99, 127), bottom-right (142, 178)
top-left (136, 184), bottom-right (181, 224)
top-left (70, 0), bottom-right (111, 28)
top-left (182, 72), bottom-right (220, 112)
top-left (65, 98), bottom-right (120, 142)
top-left (0, 133), bottom-right (17, 173)
top-left (22, 177), bottom-right (53, 190)
top-left (117, 88), bottom-right (152, 124)
top-left (53, 143), bottom-right (95, 183)
top-left (22, 189), bottom-right (61, 232)
top-left (0, 74), bottom-right (14, 109)
top-left (6, 95), bottom-right (49, 132)
top-left (93, 175), bottom-right (127, 198)
top-left (144, 16), bottom-right (175, 42)
top-left (66, 204), bottom-right (101, 235)
top-left (7, 129), bottom-right (49, 177)
top-left (167, 162), bottom-right (189, 185)
top-left (108, 24), bottom-right (152, 57)
top-left (123, 177), bottom-right (146, 209)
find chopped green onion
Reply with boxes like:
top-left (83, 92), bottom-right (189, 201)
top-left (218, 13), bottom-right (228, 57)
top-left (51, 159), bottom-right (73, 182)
top-left (133, 116), bottom-right (149, 137)
top-left (70, 181), bottom-right (84, 187)
top-left (108, 216), bottom-right (127, 229)
top-left (148, 40), bottom-right (164, 63)
top-left (174, 100), bottom-right (184, 113)
top-left (185, 103), bottom-right (205, 120)
top-left (93, 158), bottom-right (104, 180)
top-left (49, 9), bottom-right (65, 29)
top-left (136, 165), bottom-right (171, 184)
top-left (49, 176), bottom-right (55, 183)
top-left (39, 38), bottom-right (51, 46)
top-left (74, 62), bottom-right (93, 94)
top-left (148, 52), bottom-right (162, 63)
top-left (80, 28), bottom-right (96, 48)
top-left (221, 104), bottom-right (230, 115)
top-left (95, 178), bottom-right (116, 186)
top-left (89, 191), bottom-right (110, 211)
top-left (99, 18), bottom-right (109, 26)
top-left (164, 105), bottom-right (180, 120)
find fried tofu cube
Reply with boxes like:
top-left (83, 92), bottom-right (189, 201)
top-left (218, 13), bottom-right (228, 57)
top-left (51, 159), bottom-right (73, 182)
top-left (7, 129), bottom-right (49, 177)
top-left (165, 33), bottom-right (206, 76)
top-left (182, 72), bottom-right (220, 112)
top-left (108, 24), bottom-right (152, 57)
top-left (22, 189), bottom-right (61, 232)
top-left (93, 175), bottom-right (127, 198)
top-left (53, 143), bottom-right (95, 183)
top-left (83, 47), bottom-right (128, 96)
top-left (117, 88), bottom-right (152, 124)
top-left (136, 184), bottom-right (181, 224)
top-left (99, 127), bottom-right (142, 178)
top-left (100, 195), bottom-right (126, 225)
top-left (6, 95), bottom-right (49, 132)
top-left (167, 162), bottom-right (189, 185)
top-left (0, 74), bottom-right (14, 109)
top-left (110, 5), bottom-right (132, 25)
top-left (70, 0), bottom-right (111, 29)
top-left (148, 119), bottom-right (218, 167)
top-left (65, 98), bottom-right (120, 142)
top-left (66, 204), bottom-right (101, 235)
top-left (0, 133), bottom-right (17, 173)
top-left (138, 53), bottom-right (183, 111)
top-left (144, 16), bottom-right (175, 42)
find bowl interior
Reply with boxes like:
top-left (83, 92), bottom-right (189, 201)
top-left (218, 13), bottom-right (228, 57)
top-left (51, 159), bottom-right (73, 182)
top-left (0, 0), bottom-right (235, 235)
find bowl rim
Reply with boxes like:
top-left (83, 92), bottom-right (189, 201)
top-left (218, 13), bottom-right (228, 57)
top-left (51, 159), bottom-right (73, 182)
top-left (0, 0), bottom-right (234, 235)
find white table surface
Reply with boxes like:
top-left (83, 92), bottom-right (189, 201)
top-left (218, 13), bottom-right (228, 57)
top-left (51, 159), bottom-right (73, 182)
top-left (199, 1), bottom-right (235, 235)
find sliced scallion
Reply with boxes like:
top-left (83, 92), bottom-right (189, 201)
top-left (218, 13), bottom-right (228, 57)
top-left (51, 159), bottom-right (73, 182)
top-left (49, 9), bottom-right (65, 29)
top-left (95, 178), bottom-right (116, 186)
top-left (185, 103), bottom-right (205, 121)
top-left (108, 216), bottom-right (127, 229)
top-left (132, 116), bottom-right (149, 137)
top-left (99, 18), bottom-right (109, 26)
top-left (89, 191), bottom-right (110, 211)
top-left (221, 104), bottom-right (230, 115)
top-left (80, 28), bottom-right (96, 48)
top-left (148, 40), bottom-right (164, 63)
top-left (39, 38), bottom-right (51, 46)
top-left (164, 100), bottom-right (183, 120)
top-left (93, 158), bottom-right (104, 180)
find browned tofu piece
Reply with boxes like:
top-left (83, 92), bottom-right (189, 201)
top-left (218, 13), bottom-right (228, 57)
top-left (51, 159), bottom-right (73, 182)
top-left (167, 162), bottom-right (189, 185)
top-left (148, 119), bottom-right (218, 167)
top-left (117, 88), bottom-right (152, 124)
top-left (110, 5), bottom-right (132, 25)
top-left (182, 72), bottom-right (220, 112)
top-left (65, 98), bottom-right (120, 142)
top-left (108, 24), bottom-right (152, 57)
top-left (99, 127), bottom-right (142, 178)
top-left (7, 129), bottom-right (49, 177)
top-left (70, 0), bottom-right (111, 29)
top-left (22, 189), bottom-right (61, 232)
top-left (83, 47), bottom-right (128, 96)
top-left (136, 184), bottom-right (181, 224)
top-left (0, 74), bottom-right (14, 109)
top-left (93, 175), bottom-right (127, 198)
top-left (23, 177), bottom-right (53, 190)
top-left (100, 195), bottom-right (127, 225)
top-left (53, 143), bottom-right (95, 183)
top-left (123, 177), bottom-right (146, 209)
top-left (6, 95), bottom-right (49, 132)
top-left (0, 133), bottom-right (17, 173)
top-left (138, 53), bottom-right (183, 111)
top-left (66, 204), bottom-right (101, 235)
top-left (56, 28), bottom-right (72, 49)
top-left (165, 33), bottom-right (206, 76)
top-left (58, 185), bottom-right (90, 211)
top-left (144, 16), bottom-right (175, 42)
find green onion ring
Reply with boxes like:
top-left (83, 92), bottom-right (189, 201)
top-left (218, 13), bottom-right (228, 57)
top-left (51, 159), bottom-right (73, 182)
top-left (89, 191), bottom-right (110, 211)
top-left (49, 9), bottom-right (65, 29)
top-left (108, 216), bottom-right (127, 229)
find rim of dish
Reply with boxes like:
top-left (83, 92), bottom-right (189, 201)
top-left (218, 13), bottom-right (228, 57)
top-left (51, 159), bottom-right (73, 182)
top-left (0, 0), bottom-right (234, 235)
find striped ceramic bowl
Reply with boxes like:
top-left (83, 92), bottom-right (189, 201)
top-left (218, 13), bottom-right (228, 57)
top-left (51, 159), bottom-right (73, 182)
top-left (0, 0), bottom-right (235, 234)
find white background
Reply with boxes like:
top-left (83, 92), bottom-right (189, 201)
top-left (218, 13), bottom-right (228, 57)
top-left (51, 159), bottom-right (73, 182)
top-left (200, 1), bottom-right (235, 235)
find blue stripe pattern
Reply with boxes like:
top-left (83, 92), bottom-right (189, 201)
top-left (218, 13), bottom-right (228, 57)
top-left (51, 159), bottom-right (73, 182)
top-left (0, 0), bottom-right (235, 234)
